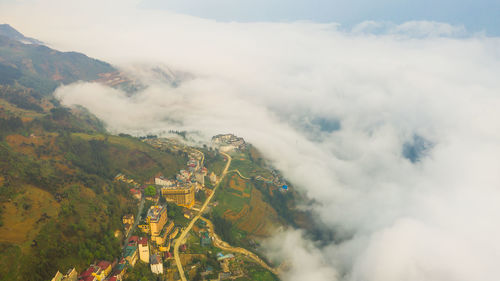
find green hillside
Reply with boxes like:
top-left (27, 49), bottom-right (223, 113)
top-left (0, 26), bottom-right (185, 280)
top-left (0, 88), bottom-right (187, 280)
top-left (0, 34), bottom-right (115, 94)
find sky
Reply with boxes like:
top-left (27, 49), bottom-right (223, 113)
top-left (140, 0), bottom-right (500, 35)
top-left (2, 1), bottom-right (500, 281)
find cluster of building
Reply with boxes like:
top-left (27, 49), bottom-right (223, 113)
top-left (211, 134), bottom-right (247, 152)
top-left (138, 205), bottom-right (178, 252)
top-left (52, 260), bottom-right (122, 281)
top-left (155, 153), bottom-right (208, 208)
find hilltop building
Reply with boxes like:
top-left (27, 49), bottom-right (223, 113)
top-left (161, 185), bottom-right (195, 208)
top-left (212, 134), bottom-right (246, 152)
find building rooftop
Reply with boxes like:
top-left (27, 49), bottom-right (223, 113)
top-left (150, 254), bottom-right (161, 265)
top-left (97, 261), bottom-right (111, 270)
top-left (79, 266), bottom-right (98, 278)
top-left (138, 237), bottom-right (148, 246)
top-left (124, 245), bottom-right (137, 257)
top-left (147, 205), bottom-right (167, 223)
top-left (128, 236), bottom-right (139, 245)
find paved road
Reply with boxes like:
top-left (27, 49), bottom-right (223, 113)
top-left (199, 216), bottom-right (280, 275)
top-left (174, 151), bottom-right (232, 281)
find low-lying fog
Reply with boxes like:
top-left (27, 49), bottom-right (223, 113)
top-left (3, 1), bottom-right (500, 280)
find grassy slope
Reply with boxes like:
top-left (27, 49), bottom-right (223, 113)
top-left (206, 146), bottom-right (304, 250)
top-left (0, 92), bottom-right (184, 281)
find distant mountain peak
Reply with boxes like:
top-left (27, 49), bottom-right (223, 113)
top-left (0, 24), bottom-right (43, 45)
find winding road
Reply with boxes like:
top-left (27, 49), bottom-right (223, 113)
top-left (174, 151), bottom-right (232, 281)
top-left (199, 216), bottom-right (279, 275)
top-left (227, 169), bottom-right (251, 180)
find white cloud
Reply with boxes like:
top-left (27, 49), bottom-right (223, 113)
top-left (4, 1), bottom-right (500, 281)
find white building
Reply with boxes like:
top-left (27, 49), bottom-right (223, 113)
top-left (150, 254), bottom-right (163, 274)
top-left (138, 237), bottom-right (149, 263)
top-left (155, 177), bottom-right (175, 187)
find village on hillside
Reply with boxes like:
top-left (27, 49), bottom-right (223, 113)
top-left (51, 134), bottom-right (282, 281)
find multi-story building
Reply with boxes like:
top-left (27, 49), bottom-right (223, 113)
top-left (138, 237), bottom-right (150, 263)
top-left (154, 220), bottom-right (175, 246)
top-left (161, 184), bottom-right (195, 208)
top-left (147, 205), bottom-right (168, 237)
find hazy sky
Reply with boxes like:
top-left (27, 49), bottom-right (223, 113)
top-left (140, 0), bottom-right (500, 35)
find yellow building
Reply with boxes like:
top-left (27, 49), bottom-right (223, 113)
top-left (154, 221), bottom-right (175, 245)
top-left (147, 205), bottom-right (168, 237)
top-left (122, 214), bottom-right (134, 225)
top-left (161, 185), bottom-right (195, 208)
top-left (51, 268), bottom-right (77, 281)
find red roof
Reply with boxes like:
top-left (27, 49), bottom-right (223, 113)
top-left (130, 188), bottom-right (141, 194)
top-left (79, 267), bottom-right (96, 277)
top-left (128, 236), bottom-right (139, 245)
top-left (97, 261), bottom-right (110, 270)
top-left (138, 237), bottom-right (148, 246)
top-left (109, 277), bottom-right (117, 281)
top-left (83, 276), bottom-right (95, 281)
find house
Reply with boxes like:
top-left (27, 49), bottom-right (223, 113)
top-left (96, 261), bottom-right (112, 279)
top-left (129, 189), bottom-right (141, 200)
top-left (200, 231), bottom-right (211, 247)
top-left (122, 214), bottom-right (134, 225)
top-left (209, 172), bottom-right (217, 184)
top-left (78, 265), bottom-right (100, 281)
top-left (180, 244), bottom-right (187, 252)
top-left (216, 253), bottom-right (235, 261)
top-left (195, 172), bottom-right (205, 186)
top-left (124, 245), bottom-right (138, 267)
top-left (150, 254), bottom-right (163, 274)
top-left (111, 259), bottom-right (127, 280)
top-left (128, 236), bottom-right (139, 246)
top-left (52, 268), bottom-right (77, 281)
top-left (138, 237), bottom-right (150, 263)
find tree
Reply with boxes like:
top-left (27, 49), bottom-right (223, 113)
top-left (145, 185), bottom-right (157, 197)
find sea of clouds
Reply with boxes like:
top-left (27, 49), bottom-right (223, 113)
top-left (3, 1), bottom-right (500, 280)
